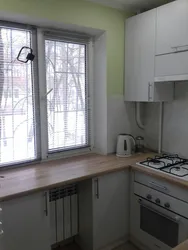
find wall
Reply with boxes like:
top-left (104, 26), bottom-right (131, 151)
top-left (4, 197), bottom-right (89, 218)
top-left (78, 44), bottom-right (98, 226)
top-left (93, 33), bottom-right (108, 154)
top-left (0, 0), bottom-right (141, 154)
top-left (107, 97), bottom-right (143, 153)
top-left (144, 83), bottom-right (188, 157)
top-left (0, 0), bottom-right (126, 96)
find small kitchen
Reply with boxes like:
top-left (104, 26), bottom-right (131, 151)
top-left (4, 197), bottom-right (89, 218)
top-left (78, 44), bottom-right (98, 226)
top-left (0, 0), bottom-right (188, 250)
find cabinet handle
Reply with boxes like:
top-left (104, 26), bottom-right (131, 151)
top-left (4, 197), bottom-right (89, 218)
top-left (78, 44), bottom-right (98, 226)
top-left (148, 82), bottom-right (152, 101)
top-left (171, 45), bottom-right (188, 52)
top-left (95, 178), bottom-right (99, 199)
top-left (148, 82), bottom-right (150, 101)
top-left (44, 192), bottom-right (48, 216)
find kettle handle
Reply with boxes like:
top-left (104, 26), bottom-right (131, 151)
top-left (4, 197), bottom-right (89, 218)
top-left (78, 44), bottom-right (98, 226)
top-left (125, 134), bottom-right (135, 146)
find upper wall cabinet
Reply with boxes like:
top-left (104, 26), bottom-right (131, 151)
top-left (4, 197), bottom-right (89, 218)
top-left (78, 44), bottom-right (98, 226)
top-left (154, 0), bottom-right (188, 81)
top-left (125, 9), bottom-right (174, 102)
top-left (156, 0), bottom-right (188, 56)
top-left (125, 9), bottom-right (156, 102)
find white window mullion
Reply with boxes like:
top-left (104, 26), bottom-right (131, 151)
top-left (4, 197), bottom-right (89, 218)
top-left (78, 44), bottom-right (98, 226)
top-left (87, 40), bottom-right (94, 149)
top-left (31, 29), bottom-right (41, 160)
top-left (37, 29), bottom-right (48, 160)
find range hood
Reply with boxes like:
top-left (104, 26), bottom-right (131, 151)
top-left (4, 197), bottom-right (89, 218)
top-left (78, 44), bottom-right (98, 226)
top-left (154, 51), bottom-right (188, 82)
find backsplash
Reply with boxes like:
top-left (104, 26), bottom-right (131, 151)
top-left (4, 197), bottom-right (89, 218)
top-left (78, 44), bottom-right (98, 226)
top-left (144, 82), bottom-right (188, 158)
top-left (107, 95), bottom-right (144, 153)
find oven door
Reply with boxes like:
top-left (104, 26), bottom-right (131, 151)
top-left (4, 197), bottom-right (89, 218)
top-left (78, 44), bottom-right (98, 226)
top-left (131, 195), bottom-right (188, 250)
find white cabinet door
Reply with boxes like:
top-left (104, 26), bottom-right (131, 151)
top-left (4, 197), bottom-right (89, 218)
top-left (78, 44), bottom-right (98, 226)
top-left (92, 170), bottom-right (129, 250)
top-left (156, 0), bottom-right (188, 55)
top-left (1, 192), bottom-right (51, 250)
top-left (0, 235), bottom-right (4, 250)
top-left (125, 9), bottom-right (156, 101)
top-left (0, 222), bottom-right (4, 250)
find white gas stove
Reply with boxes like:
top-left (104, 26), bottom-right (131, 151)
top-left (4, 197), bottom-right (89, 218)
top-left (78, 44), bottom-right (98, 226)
top-left (137, 154), bottom-right (188, 179)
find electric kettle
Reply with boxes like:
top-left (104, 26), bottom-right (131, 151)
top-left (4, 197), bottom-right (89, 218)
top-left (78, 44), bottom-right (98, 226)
top-left (116, 134), bottom-right (136, 157)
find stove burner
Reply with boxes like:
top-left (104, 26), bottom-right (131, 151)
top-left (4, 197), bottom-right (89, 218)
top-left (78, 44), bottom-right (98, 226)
top-left (150, 159), bottom-right (161, 164)
top-left (170, 166), bottom-right (181, 173)
top-left (163, 154), bottom-right (179, 158)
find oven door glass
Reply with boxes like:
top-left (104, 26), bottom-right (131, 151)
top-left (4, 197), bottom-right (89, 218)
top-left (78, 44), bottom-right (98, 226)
top-left (140, 204), bottom-right (179, 247)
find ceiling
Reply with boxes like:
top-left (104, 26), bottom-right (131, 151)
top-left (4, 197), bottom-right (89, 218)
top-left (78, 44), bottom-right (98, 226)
top-left (86, 0), bottom-right (173, 12)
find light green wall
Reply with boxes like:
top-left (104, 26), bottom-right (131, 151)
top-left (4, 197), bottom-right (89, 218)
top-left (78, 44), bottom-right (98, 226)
top-left (0, 0), bottom-right (128, 95)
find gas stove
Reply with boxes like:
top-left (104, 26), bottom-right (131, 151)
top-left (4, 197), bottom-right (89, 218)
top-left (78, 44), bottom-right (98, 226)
top-left (137, 154), bottom-right (188, 177)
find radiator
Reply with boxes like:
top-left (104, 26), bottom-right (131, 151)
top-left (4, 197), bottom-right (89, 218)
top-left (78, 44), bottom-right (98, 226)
top-left (49, 183), bottom-right (78, 245)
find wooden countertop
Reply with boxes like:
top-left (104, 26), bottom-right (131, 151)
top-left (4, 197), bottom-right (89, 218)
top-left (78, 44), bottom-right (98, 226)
top-left (173, 240), bottom-right (188, 250)
top-left (0, 152), bottom-right (188, 201)
top-left (0, 152), bottom-right (153, 201)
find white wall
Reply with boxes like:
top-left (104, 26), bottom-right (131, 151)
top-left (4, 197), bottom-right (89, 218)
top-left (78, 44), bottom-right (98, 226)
top-left (107, 96), bottom-right (143, 153)
top-left (144, 82), bottom-right (188, 157)
top-left (93, 33), bottom-right (108, 154)
top-left (93, 33), bottom-right (143, 154)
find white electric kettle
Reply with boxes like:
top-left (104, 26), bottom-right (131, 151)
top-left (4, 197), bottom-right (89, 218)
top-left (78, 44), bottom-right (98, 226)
top-left (116, 134), bottom-right (136, 157)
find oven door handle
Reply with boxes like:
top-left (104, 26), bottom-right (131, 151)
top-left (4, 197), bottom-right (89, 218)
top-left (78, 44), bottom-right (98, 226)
top-left (138, 199), bottom-right (181, 224)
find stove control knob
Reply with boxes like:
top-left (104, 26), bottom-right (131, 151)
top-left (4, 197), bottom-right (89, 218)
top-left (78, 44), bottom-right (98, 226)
top-left (155, 198), bottom-right (161, 204)
top-left (164, 202), bottom-right (170, 209)
top-left (146, 194), bottom-right (152, 200)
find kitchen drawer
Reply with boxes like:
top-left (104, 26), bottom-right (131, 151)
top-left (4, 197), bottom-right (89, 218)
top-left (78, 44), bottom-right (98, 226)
top-left (134, 182), bottom-right (188, 218)
top-left (134, 171), bottom-right (188, 203)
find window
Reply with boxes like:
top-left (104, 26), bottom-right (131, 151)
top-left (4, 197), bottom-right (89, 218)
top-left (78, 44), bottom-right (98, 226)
top-left (45, 38), bottom-right (88, 152)
top-left (0, 24), bottom-right (91, 167)
top-left (14, 89), bottom-right (19, 99)
top-left (0, 25), bottom-right (37, 166)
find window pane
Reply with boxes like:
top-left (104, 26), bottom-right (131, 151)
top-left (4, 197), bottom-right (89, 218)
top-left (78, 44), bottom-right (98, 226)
top-left (45, 40), bottom-right (88, 151)
top-left (0, 27), bottom-right (36, 165)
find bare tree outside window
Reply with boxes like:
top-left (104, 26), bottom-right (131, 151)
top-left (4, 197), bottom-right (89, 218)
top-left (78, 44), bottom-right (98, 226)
top-left (0, 27), bottom-right (36, 165)
top-left (45, 39), bottom-right (88, 151)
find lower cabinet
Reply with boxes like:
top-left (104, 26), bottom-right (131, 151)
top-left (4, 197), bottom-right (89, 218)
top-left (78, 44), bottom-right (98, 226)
top-left (77, 170), bottom-right (130, 250)
top-left (1, 191), bottom-right (51, 250)
top-left (0, 171), bottom-right (129, 250)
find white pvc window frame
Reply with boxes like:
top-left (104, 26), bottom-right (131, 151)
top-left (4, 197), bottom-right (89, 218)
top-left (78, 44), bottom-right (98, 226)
top-left (0, 23), bottom-right (94, 168)
top-left (0, 21), bottom-right (41, 168)
top-left (37, 29), bottom-right (94, 161)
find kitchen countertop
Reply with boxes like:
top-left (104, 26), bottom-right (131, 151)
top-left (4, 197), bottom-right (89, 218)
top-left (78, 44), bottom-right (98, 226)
top-left (173, 240), bottom-right (188, 250)
top-left (1, 152), bottom-right (188, 201)
top-left (0, 152), bottom-right (153, 201)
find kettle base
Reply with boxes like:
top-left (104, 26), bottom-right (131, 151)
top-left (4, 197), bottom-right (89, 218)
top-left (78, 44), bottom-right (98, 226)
top-left (116, 154), bottom-right (133, 158)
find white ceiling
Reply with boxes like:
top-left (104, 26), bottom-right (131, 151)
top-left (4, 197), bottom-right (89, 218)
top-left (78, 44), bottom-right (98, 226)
top-left (86, 0), bottom-right (173, 11)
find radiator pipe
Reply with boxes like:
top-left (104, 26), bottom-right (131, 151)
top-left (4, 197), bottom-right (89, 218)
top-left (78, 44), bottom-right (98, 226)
top-left (135, 102), bottom-right (145, 130)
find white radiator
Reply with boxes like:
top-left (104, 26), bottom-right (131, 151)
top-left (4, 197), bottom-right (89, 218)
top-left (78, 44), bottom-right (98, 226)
top-left (49, 184), bottom-right (78, 245)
